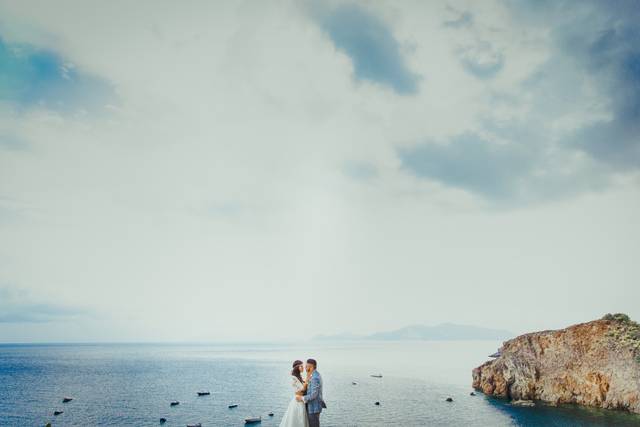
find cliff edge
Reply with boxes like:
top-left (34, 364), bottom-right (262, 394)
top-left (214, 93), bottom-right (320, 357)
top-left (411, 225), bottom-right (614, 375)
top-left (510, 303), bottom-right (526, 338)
top-left (472, 314), bottom-right (640, 414)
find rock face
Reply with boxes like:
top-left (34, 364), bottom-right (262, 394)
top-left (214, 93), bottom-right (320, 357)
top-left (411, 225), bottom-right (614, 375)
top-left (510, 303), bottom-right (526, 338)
top-left (472, 315), bottom-right (640, 414)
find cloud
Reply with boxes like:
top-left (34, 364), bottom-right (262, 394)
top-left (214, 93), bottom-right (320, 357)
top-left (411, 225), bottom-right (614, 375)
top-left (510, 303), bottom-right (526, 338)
top-left (396, 1), bottom-right (639, 203)
top-left (0, 36), bottom-right (116, 114)
top-left (0, 197), bottom-right (27, 224)
top-left (0, 133), bottom-right (29, 150)
top-left (205, 201), bottom-right (247, 218)
top-left (457, 41), bottom-right (504, 79)
top-left (315, 3), bottom-right (420, 94)
top-left (563, 22), bottom-right (640, 168)
top-left (507, 0), bottom-right (640, 169)
top-left (398, 129), bottom-right (609, 203)
top-left (442, 7), bottom-right (502, 79)
top-left (343, 161), bottom-right (377, 181)
top-left (443, 7), bottom-right (473, 29)
top-left (0, 285), bottom-right (86, 323)
top-left (398, 134), bottom-right (534, 200)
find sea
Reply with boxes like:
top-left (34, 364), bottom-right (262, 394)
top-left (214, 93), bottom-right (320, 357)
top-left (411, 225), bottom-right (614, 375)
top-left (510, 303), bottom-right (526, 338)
top-left (1, 341), bottom-right (639, 426)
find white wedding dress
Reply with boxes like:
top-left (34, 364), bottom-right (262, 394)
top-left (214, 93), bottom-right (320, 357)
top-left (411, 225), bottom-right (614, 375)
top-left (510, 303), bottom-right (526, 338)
top-left (279, 377), bottom-right (309, 427)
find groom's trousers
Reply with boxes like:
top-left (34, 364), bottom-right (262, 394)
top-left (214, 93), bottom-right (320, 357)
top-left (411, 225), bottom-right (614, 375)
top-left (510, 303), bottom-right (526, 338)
top-left (307, 412), bottom-right (320, 427)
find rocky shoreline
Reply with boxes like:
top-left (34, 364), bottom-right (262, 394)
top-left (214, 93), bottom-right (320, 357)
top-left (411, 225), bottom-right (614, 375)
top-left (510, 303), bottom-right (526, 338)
top-left (472, 314), bottom-right (640, 414)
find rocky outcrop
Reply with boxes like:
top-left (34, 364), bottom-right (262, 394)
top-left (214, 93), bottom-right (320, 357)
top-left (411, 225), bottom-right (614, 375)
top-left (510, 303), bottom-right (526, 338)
top-left (472, 314), bottom-right (640, 414)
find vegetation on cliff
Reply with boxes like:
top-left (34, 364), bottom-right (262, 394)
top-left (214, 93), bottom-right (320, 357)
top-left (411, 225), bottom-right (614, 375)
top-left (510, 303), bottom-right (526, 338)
top-left (602, 313), bottom-right (640, 364)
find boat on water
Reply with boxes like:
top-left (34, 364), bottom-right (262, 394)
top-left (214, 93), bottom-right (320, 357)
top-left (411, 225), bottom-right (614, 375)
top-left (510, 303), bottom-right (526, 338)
top-left (370, 374), bottom-right (383, 378)
top-left (62, 397), bottom-right (73, 403)
top-left (197, 392), bottom-right (210, 396)
top-left (245, 416), bottom-right (261, 424)
top-left (228, 404), bottom-right (238, 409)
top-left (170, 401), bottom-right (180, 406)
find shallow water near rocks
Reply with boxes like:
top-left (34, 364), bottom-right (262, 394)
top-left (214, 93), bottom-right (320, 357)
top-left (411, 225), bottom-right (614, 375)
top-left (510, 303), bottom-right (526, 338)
top-left (1, 341), bottom-right (639, 426)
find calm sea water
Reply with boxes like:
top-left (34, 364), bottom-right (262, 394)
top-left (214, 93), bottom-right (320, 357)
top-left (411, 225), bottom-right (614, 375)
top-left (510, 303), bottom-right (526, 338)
top-left (1, 341), bottom-right (639, 426)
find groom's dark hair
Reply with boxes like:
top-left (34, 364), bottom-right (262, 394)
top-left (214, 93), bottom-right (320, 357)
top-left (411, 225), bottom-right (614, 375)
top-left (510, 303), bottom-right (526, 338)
top-left (306, 358), bottom-right (317, 368)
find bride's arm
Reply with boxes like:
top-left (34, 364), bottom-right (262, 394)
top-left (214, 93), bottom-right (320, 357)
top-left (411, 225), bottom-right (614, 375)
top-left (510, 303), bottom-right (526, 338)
top-left (293, 377), bottom-right (306, 396)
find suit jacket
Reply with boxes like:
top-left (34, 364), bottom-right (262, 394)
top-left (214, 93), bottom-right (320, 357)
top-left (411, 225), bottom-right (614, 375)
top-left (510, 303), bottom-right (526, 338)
top-left (303, 370), bottom-right (324, 414)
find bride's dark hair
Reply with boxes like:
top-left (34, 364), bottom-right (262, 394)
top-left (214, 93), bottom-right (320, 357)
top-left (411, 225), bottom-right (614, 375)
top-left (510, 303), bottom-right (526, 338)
top-left (291, 360), bottom-right (304, 383)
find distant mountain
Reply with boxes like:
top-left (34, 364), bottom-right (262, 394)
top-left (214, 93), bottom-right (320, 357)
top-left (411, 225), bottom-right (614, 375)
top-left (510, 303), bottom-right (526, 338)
top-left (367, 323), bottom-right (512, 341)
top-left (314, 323), bottom-right (512, 342)
top-left (312, 332), bottom-right (363, 341)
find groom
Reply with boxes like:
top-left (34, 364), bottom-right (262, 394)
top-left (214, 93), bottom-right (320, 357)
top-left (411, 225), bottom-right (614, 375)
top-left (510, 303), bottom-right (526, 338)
top-left (296, 358), bottom-right (324, 427)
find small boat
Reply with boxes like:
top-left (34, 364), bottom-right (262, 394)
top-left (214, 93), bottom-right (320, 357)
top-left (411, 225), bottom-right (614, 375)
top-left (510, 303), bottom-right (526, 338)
top-left (62, 397), bottom-right (73, 403)
top-left (489, 350), bottom-right (502, 358)
top-left (470, 392), bottom-right (476, 396)
top-left (245, 416), bottom-right (261, 424)
top-left (370, 374), bottom-right (383, 378)
top-left (374, 401), bottom-right (380, 406)
top-left (170, 401), bottom-right (180, 406)
top-left (352, 381), bottom-right (358, 385)
top-left (446, 397), bottom-right (453, 402)
top-left (160, 418), bottom-right (167, 424)
top-left (228, 404), bottom-right (238, 409)
top-left (197, 392), bottom-right (210, 396)
top-left (268, 412), bottom-right (274, 417)
top-left (186, 424), bottom-right (202, 427)
top-left (54, 410), bottom-right (64, 416)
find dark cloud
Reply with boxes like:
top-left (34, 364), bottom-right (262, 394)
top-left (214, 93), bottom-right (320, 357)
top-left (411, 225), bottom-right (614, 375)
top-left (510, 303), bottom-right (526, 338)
top-left (398, 130), bottom-right (608, 203)
top-left (316, 4), bottom-right (421, 94)
top-left (398, 134), bottom-right (534, 200)
top-left (509, 0), bottom-right (640, 169)
top-left (0, 37), bottom-right (116, 114)
top-left (565, 26), bottom-right (640, 167)
top-left (397, 1), bottom-right (639, 203)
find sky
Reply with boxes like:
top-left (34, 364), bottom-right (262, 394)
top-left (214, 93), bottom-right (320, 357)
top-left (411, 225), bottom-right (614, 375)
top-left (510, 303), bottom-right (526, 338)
top-left (0, 0), bottom-right (639, 343)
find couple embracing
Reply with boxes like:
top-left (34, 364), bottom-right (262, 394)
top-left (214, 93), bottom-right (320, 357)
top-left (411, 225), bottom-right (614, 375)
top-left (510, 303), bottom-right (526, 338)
top-left (279, 358), bottom-right (325, 427)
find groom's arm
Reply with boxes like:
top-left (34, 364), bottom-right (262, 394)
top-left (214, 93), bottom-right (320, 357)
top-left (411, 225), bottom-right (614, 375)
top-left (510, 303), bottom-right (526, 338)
top-left (303, 376), bottom-right (320, 403)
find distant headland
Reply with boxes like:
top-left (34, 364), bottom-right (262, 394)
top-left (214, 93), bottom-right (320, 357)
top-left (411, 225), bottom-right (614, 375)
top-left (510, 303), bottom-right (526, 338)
top-left (314, 323), bottom-right (513, 342)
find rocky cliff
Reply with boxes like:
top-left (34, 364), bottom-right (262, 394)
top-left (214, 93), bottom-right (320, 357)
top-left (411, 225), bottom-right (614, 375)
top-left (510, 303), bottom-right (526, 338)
top-left (472, 314), bottom-right (640, 414)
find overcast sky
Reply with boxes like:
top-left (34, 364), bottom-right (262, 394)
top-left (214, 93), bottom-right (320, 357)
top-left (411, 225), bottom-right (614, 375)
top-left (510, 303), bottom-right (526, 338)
top-left (1, 0), bottom-right (639, 343)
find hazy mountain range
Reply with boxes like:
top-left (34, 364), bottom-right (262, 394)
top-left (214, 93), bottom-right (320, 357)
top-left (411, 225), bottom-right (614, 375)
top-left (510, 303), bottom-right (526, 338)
top-left (314, 323), bottom-right (513, 341)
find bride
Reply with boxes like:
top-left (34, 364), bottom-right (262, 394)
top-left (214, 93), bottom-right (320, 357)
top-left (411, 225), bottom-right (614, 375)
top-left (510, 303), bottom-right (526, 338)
top-left (279, 360), bottom-right (309, 427)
